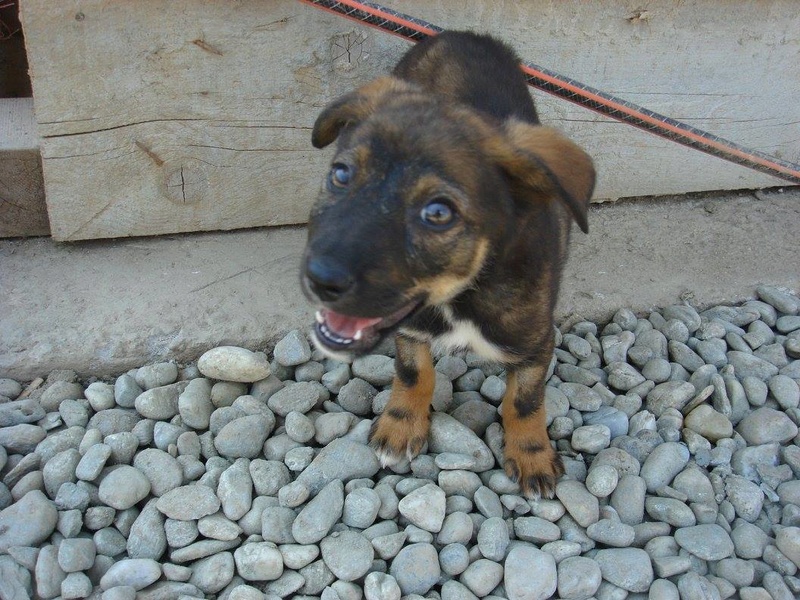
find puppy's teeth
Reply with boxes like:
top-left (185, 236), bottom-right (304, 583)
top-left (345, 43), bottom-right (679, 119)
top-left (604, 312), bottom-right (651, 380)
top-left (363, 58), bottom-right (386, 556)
top-left (315, 311), bottom-right (324, 324)
top-left (354, 329), bottom-right (363, 341)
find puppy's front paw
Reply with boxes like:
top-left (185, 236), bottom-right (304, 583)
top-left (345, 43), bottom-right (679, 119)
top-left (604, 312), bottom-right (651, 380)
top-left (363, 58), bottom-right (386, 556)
top-left (503, 434), bottom-right (564, 499)
top-left (369, 408), bottom-right (430, 467)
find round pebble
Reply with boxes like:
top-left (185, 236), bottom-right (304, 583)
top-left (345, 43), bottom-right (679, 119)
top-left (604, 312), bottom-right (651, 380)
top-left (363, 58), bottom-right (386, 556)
top-left (197, 346), bottom-right (271, 382)
top-left (98, 466), bottom-right (151, 510)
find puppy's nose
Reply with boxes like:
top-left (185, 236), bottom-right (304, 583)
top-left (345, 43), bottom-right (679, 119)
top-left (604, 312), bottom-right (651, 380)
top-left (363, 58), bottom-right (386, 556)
top-left (305, 256), bottom-right (355, 303)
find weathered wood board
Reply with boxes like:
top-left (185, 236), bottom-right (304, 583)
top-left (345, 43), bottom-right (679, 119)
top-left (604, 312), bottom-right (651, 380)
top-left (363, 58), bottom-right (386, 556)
top-left (0, 98), bottom-right (48, 238)
top-left (20, 0), bottom-right (800, 241)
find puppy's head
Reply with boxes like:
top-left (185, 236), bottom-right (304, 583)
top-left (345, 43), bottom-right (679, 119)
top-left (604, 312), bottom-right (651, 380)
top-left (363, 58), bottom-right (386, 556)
top-left (302, 77), bottom-right (594, 359)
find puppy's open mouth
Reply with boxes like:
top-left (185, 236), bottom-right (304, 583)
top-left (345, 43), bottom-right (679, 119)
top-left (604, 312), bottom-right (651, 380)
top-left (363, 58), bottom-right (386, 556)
top-left (314, 301), bottom-right (419, 354)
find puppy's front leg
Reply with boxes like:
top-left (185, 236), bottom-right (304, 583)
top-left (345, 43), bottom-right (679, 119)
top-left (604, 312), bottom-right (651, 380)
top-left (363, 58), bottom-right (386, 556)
top-left (369, 333), bottom-right (435, 466)
top-left (502, 360), bottom-right (564, 499)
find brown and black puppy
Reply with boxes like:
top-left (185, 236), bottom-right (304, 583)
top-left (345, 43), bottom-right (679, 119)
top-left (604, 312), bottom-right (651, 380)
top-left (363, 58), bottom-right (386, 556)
top-left (301, 31), bottom-right (595, 498)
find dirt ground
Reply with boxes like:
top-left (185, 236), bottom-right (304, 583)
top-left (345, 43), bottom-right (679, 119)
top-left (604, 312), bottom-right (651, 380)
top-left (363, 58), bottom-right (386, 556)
top-left (1, 187), bottom-right (798, 382)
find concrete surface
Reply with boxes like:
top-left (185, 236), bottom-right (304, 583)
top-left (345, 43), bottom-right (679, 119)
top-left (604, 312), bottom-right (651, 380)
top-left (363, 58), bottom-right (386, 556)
top-left (1, 187), bottom-right (798, 382)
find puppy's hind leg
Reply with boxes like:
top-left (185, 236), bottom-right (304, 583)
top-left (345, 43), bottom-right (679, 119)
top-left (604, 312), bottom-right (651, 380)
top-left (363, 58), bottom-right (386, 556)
top-left (502, 360), bottom-right (565, 499)
top-left (369, 333), bottom-right (435, 467)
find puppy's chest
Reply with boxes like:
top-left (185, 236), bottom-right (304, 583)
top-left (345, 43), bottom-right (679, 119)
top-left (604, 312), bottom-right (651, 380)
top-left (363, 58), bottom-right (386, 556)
top-left (429, 305), bottom-right (510, 363)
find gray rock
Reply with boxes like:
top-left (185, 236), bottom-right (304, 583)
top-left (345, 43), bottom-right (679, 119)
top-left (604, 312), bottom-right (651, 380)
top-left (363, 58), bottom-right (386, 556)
top-left (725, 475), bottom-right (764, 522)
top-left (556, 480), bottom-right (599, 528)
top-left (0, 378), bottom-right (23, 399)
top-left (94, 527), bottom-right (128, 556)
top-left (214, 414), bottom-right (273, 458)
top-left (114, 374), bottom-right (143, 408)
top-left (776, 527), bottom-right (800, 569)
top-left (587, 519), bottom-right (636, 547)
top-left (668, 341), bottom-right (705, 372)
top-left (218, 459), bottom-right (253, 520)
top-left (260, 506), bottom-right (297, 544)
top-left (0, 398), bottom-right (46, 427)
top-left (87, 409), bottom-right (141, 437)
top-left (274, 330), bottom-right (312, 367)
top-left (292, 479), bottom-right (344, 544)
top-left (233, 542), bottom-right (283, 581)
top-left (428, 412), bottom-right (495, 472)
top-left (364, 572), bottom-right (402, 600)
top-left (557, 555), bottom-right (602, 599)
top-left (731, 520), bottom-right (771, 559)
top-left (645, 496), bottom-right (696, 527)
top-left (0, 423), bottom-right (47, 454)
top-left (35, 544), bottom-right (65, 599)
top-left (728, 350), bottom-right (780, 381)
top-left (477, 516), bottom-right (509, 561)
top-left (582, 406), bottom-right (629, 439)
top-left (559, 382), bottom-right (603, 412)
top-left (352, 354), bottom-right (395, 387)
top-left (640, 441), bottom-right (690, 492)
top-left (674, 523), bottom-right (734, 560)
top-left (178, 378), bottom-right (214, 429)
top-left (58, 537), bottom-right (96, 572)
top-left (757, 285), bottom-right (799, 315)
top-left (127, 499), bottom-right (167, 559)
top-left (156, 484), bottom-right (220, 520)
top-left (98, 465), bottom-right (151, 510)
top-left (390, 543), bottom-right (440, 596)
top-left (684, 405), bottom-right (733, 441)
top-left (602, 331), bottom-right (636, 364)
top-left (285, 410), bottom-right (315, 443)
top-left (40, 380), bottom-right (85, 412)
top-left (268, 382), bottom-right (322, 417)
top-left (320, 530), bottom-right (374, 581)
top-left (250, 459), bottom-right (290, 496)
top-left (134, 362), bottom-right (178, 390)
top-left (100, 558), bottom-right (162, 591)
top-left (398, 483), bottom-right (446, 533)
top-left (439, 542), bottom-right (470, 576)
top-left (646, 381), bottom-right (695, 416)
top-left (677, 572), bottom-right (723, 600)
top-left (321, 363), bottom-right (351, 394)
top-left (610, 474), bottom-right (647, 525)
top-left (42, 447), bottom-right (81, 498)
top-left (459, 558), bottom-right (503, 597)
top-left (514, 516), bottom-right (561, 544)
top-left (770, 374), bottom-right (800, 409)
top-left (133, 381), bottom-right (187, 421)
top-left (0, 555), bottom-right (32, 600)
top-left (372, 531), bottom-right (408, 561)
top-left (504, 544), bottom-right (557, 600)
top-left (343, 487), bottom-right (381, 529)
top-left (336, 378), bottom-right (378, 416)
top-left (198, 346), bottom-right (271, 383)
top-left (188, 551), bottom-right (235, 594)
top-left (736, 407), bottom-right (798, 444)
top-left (571, 424), bottom-right (611, 454)
top-left (132, 448), bottom-right (183, 496)
top-left (595, 547), bottom-right (653, 592)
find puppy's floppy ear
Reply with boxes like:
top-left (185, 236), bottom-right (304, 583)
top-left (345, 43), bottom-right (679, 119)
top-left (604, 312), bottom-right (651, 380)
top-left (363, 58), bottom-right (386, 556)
top-left (311, 77), bottom-right (418, 148)
top-left (489, 120), bottom-right (595, 233)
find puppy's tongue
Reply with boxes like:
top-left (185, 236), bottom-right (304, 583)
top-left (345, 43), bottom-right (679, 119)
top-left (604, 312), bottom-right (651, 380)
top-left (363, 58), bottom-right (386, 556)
top-left (321, 309), bottom-right (383, 338)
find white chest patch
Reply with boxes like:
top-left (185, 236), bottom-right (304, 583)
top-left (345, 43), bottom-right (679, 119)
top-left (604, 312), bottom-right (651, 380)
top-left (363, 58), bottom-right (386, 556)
top-left (432, 308), bottom-right (508, 363)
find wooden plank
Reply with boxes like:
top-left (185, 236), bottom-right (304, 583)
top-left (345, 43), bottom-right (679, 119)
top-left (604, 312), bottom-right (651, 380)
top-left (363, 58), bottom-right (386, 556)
top-left (0, 98), bottom-right (48, 238)
top-left (20, 0), bottom-right (800, 240)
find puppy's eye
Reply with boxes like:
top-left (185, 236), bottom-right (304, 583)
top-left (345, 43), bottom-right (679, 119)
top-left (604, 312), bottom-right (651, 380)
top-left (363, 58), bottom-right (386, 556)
top-left (329, 163), bottom-right (351, 188)
top-left (420, 199), bottom-right (457, 229)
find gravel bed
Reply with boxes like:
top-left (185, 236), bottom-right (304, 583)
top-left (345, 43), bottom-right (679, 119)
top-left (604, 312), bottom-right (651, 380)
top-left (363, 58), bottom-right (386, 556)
top-left (1, 284), bottom-right (800, 600)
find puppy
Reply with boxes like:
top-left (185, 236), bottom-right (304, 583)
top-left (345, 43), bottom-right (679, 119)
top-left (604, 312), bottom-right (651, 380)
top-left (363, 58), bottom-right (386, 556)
top-left (302, 31), bottom-right (595, 498)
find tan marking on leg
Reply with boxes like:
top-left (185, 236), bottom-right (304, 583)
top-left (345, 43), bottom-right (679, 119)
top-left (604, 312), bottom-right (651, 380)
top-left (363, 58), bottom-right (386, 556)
top-left (501, 365), bottom-right (564, 499)
top-left (369, 337), bottom-right (435, 466)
